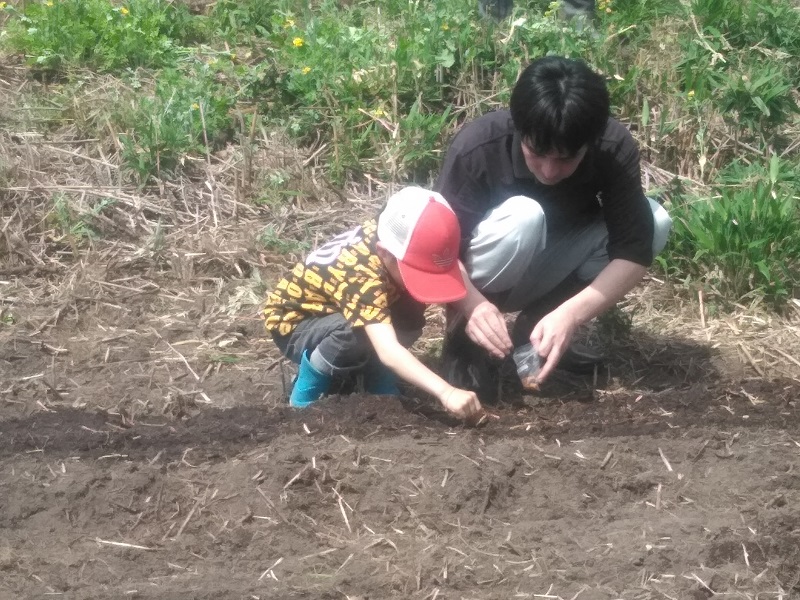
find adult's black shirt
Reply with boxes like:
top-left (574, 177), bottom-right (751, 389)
top-left (434, 110), bottom-right (655, 267)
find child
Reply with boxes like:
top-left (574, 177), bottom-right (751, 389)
top-left (264, 187), bottom-right (482, 421)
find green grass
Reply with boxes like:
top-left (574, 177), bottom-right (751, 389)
top-left (2, 0), bottom-right (799, 310)
top-left (50, 194), bottom-right (117, 244)
top-left (660, 155), bottom-right (800, 309)
top-left (1, 0), bottom-right (202, 72)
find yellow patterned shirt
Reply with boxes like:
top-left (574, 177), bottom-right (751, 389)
top-left (264, 219), bottom-right (404, 336)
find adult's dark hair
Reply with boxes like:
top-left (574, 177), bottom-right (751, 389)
top-left (510, 56), bottom-right (610, 156)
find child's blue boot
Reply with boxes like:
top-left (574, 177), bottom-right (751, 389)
top-left (364, 365), bottom-right (400, 396)
top-left (290, 351), bottom-right (332, 408)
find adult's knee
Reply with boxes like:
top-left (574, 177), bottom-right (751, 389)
top-left (466, 196), bottom-right (546, 292)
top-left (648, 198), bottom-right (673, 256)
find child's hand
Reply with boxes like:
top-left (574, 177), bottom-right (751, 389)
top-left (440, 386), bottom-right (482, 420)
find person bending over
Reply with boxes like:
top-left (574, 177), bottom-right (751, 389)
top-left (435, 55), bottom-right (673, 402)
top-left (264, 187), bottom-right (482, 421)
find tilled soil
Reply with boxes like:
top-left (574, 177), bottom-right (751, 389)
top-left (2, 298), bottom-right (800, 600)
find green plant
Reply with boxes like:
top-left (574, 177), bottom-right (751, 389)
top-left (661, 155), bottom-right (800, 309)
top-left (207, 353), bottom-right (244, 364)
top-left (117, 65), bottom-right (235, 183)
top-left (238, 0), bottom-right (604, 182)
top-left (595, 305), bottom-right (633, 340)
top-left (2, 0), bottom-right (202, 73)
top-left (210, 0), bottom-right (280, 41)
top-left (50, 195), bottom-right (116, 244)
top-left (258, 226), bottom-right (310, 254)
top-left (690, 0), bottom-right (800, 56)
top-left (717, 63), bottom-right (797, 138)
top-left (0, 309), bottom-right (16, 326)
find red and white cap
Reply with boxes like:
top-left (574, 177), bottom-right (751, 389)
top-left (377, 187), bottom-right (466, 304)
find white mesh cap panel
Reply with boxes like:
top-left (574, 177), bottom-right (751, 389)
top-left (378, 186), bottom-right (444, 260)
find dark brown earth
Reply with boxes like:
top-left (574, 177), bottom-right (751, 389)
top-left (2, 262), bottom-right (800, 600)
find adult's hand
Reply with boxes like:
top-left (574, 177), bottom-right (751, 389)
top-left (531, 306), bottom-right (579, 383)
top-left (464, 300), bottom-right (512, 359)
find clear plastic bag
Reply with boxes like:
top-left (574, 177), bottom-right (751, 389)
top-left (513, 342), bottom-right (542, 390)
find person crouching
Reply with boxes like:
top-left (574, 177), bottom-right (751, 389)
top-left (263, 187), bottom-right (482, 421)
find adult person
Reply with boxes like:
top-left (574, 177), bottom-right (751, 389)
top-left (435, 55), bottom-right (672, 403)
top-left (479, 0), bottom-right (595, 23)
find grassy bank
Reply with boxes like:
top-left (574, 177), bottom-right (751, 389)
top-left (1, 0), bottom-right (799, 310)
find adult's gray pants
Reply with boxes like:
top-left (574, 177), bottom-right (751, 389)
top-left (465, 196), bottom-right (673, 312)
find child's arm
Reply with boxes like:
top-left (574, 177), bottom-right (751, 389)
top-left (363, 322), bottom-right (482, 420)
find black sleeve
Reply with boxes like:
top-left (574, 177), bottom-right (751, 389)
top-left (434, 133), bottom-right (490, 257)
top-left (600, 126), bottom-right (655, 266)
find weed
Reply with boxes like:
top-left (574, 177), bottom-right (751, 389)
top-left (2, 0), bottom-right (202, 73)
top-left (207, 353), bottom-right (244, 364)
top-left (49, 195), bottom-right (117, 251)
top-left (258, 226), bottom-right (310, 254)
top-left (117, 65), bottom-right (235, 183)
top-left (595, 306), bottom-right (633, 341)
top-left (717, 63), bottom-right (797, 140)
top-left (661, 155), bottom-right (800, 310)
top-left (0, 308), bottom-right (16, 326)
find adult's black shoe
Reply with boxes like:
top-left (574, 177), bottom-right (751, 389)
top-left (511, 274), bottom-right (604, 376)
top-left (440, 320), bottom-right (500, 404)
top-left (553, 342), bottom-right (604, 374)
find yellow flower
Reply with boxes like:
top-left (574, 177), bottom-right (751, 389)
top-left (191, 103), bottom-right (200, 110)
top-left (120, 6), bottom-right (129, 15)
top-left (441, 22), bottom-right (449, 31)
top-left (0, 2), bottom-right (7, 10)
top-left (284, 18), bottom-right (295, 28)
top-left (371, 108), bottom-right (386, 118)
top-left (301, 66), bottom-right (311, 74)
top-left (46, 1), bottom-right (53, 6)
top-left (687, 90), bottom-right (695, 99)
top-left (292, 37), bottom-right (304, 48)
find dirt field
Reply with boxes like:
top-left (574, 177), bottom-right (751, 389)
top-left (3, 70), bottom-right (800, 600)
top-left (3, 238), bottom-right (800, 600)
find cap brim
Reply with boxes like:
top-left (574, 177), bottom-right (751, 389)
top-left (397, 262), bottom-right (467, 304)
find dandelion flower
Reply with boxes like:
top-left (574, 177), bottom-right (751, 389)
top-left (0, 2), bottom-right (7, 10)
top-left (120, 6), bottom-right (129, 15)
top-left (292, 37), bottom-right (304, 48)
top-left (687, 90), bottom-right (695, 99)
top-left (301, 66), bottom-right (311, 74)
